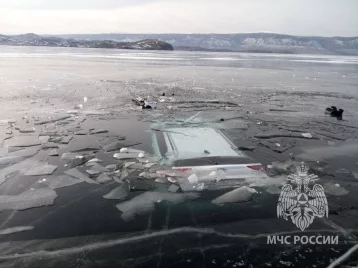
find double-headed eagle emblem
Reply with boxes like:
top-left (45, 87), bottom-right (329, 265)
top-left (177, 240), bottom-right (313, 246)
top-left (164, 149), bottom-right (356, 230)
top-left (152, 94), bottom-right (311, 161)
top-left (277, 162), bottom-right (328, 231)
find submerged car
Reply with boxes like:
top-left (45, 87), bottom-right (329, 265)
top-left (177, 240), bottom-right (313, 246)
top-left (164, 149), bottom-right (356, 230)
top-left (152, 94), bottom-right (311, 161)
top-left (152, 126), bottom-right (267, 191)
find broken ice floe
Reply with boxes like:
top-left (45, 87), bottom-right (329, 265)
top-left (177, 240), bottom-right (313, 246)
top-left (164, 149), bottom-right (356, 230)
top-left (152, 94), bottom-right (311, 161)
top-left (168, 185), bottom-right (180, 193)
top-left (48, 149), bottom-right (59, 156)
top-left (96, 173), bottom-right (112, 184)
top-left (41, 143), bottom-right (59, 149)
top-left (105, 164), bottom-right (117, 172)
top-left (0, 187), bottom-right (57, 211)
top-left (25, 163), bottom-right (58, 176)
top-left (5, 136), bottom-right (42, 147)
top-left (86, 163), bottom-right (107, 175)
top-left (74, 130), bottom-right (88, 135)
top-left (61, 153), bottom-right (95, 168)
top-left (18, 127), bottom-right (36, 133)
top-left (89, 129), bottom-right (109, 134)
top-left (120, 148), bottom-right (145, 154)
top-left (64, 168), bottom-right (98, 184)
top-left (113, 152), bottom-right (145, 160)
top-left (103, 182), bottom-right (129, 200)
top-left (60, 136), bottom-right (73, 144)
top-left (35, 115), bottom-right (72, 125)
top-left (212, 186), bottom-right (259, 205)
top-left (43, 175), bottom-right (82, 189)
top-left (0, 156), bottom-right (25, 169)
top-left (0, 226), bottom-right (34, 235)
top-left (87, 158), bottom-right (103, 163)
top-left (116, 191), bottom-right (200, 221)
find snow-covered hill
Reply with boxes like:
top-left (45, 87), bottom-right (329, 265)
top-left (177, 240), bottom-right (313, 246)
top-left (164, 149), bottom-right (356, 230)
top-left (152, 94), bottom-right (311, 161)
top-left (0, 34), bottom-right (174, 51)
top-left (56, 33), bottom-right (358, 55)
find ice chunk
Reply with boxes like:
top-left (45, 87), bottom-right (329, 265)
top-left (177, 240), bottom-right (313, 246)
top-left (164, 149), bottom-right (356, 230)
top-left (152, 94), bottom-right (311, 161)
top-left (127, 163), bottom-right (146, 170)
top-left (353, 171), bottom-right (358, 180)
top-left (61, 153), bottom-right (95, 168)
top-left (96, 173), bottom-right (112, 184)
top-left (87, 158), bottom-right (103, 163)
top-left (168, 185), bottom-right (180, 193)
top-left (25, 163), bottom-right (58, 176)
top-left (113, 153), bottom-right (143, 160)
top-left (120, 148), bottom-right (145, 154)
top-left (302, 133), bottom-right (313, 139)
top-left (101, 141), bottom-right (139, 152)
top-left (105, 164), bottom-right (117, 172)
top-left (0, 156), bottom-right (24, 168)
top-left (38, 136), bottom-right (50, 144)
top-left (0, 158), bottom-right (37, 181)
top-left (18, 127), bottom-right (36, 133)
top-left (155, 177), bottom-right (168, 183)
top-left (0, 171), bottom-right (18, 186)
top-left (43, 174), bottom-right (82, 189)
top-left (41, 143), bottom-right (59, 149)
top-left (49, 149), bottom-right (59, 156)
top-left (103, 182), bottom-right (129, 200)
top-left (74, 130), bottom-right (88, 135)
top-left (60, 136), bottom-right (73, 144)
top-left (167, 177), bottom-right (177, 184)
top-left (5, 136), bottom-right (42, 147)
top-left (0, 226), bottom-right (34, 235)
top-left (64, 168), bottom-right (98, 184)
top-left (116, 192), bottom-right (200, 221)
top-left (0, 187), bottom-right (58, 211)
top-left (87, 163), bottom-right (107, 173)
top-left (212, 186), bottom-right (259, 205)
top-left (156, 169), bottom-right (188, 177)
top-left (89, 129), bottom-right (109, 134)
top-left (35, 115), bottom-right (72, 125)
top-left (86, 169), bottom-right (101, 175)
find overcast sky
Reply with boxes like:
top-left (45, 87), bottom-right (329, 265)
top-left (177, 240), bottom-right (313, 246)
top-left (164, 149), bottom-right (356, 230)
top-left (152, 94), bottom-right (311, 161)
top-left (0, 0), bottom-right (357, 36)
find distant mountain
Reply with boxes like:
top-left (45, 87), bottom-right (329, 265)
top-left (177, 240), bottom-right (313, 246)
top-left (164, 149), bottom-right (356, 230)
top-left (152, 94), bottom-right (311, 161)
top-left (0, 33), bottom-right (174, 51)
top-left (55, 33), bottom-right (358, 55)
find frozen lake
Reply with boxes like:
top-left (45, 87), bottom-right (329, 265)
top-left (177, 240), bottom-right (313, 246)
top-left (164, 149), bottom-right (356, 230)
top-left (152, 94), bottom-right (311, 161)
top-left (0, 46), bottom-right (358, 268)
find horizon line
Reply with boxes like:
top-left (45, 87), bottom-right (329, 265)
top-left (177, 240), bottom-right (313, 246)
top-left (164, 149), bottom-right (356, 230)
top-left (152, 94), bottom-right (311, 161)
top-left (2, 32), bottom-right (358, 38)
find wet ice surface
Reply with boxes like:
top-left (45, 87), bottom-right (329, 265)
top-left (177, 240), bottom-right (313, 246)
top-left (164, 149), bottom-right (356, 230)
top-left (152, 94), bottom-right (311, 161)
top-left (0, 47), bottom-right (358, 267)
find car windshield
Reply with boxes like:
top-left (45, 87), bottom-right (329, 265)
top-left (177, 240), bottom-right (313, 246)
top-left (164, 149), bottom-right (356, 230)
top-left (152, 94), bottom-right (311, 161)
top-left (0, 1), bottom-right (358, 268)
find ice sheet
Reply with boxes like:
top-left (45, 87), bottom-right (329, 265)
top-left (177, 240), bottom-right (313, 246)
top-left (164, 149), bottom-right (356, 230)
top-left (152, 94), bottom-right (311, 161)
top-left (43, 175), bottom-right (83, 189)
top-left (64, 168), bottom-right (98, 184)
top-left (0, 187), bottom-right (58, 211)
top-left (103, 182), bottom-right (129, 200)
top-left (25, 163), bottom-right (58, 176)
